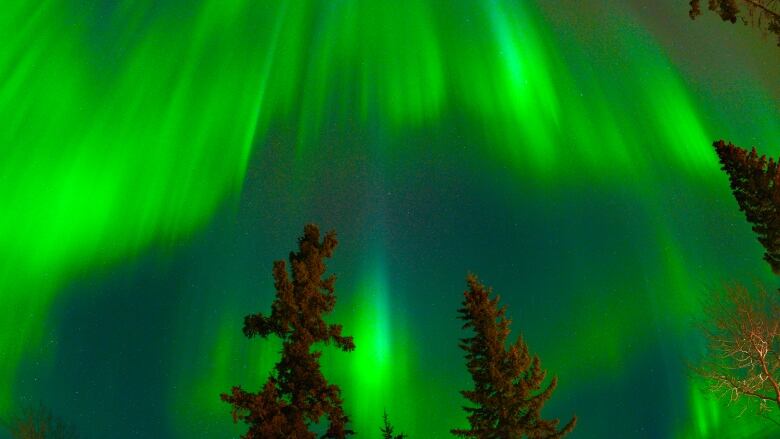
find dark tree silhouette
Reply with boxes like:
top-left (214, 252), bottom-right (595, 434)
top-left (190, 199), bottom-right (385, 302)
top-left (694, 283), bottom-right (780, 422)
top-left (2, 403), bottom-right (78, 439)
top-left (380, 409), bottom-right (408, 439)
top-left (221, 224), bottom-right (356, 439)
top-left (713, 140), bottom-right (780, 274)
top-left (689, 0), bottom-right (780, 46)
top-left (452, 274), bottom-right (576, 439)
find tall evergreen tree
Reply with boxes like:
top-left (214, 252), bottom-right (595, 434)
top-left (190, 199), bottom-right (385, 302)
top-left (713, 140), bottom-right (780, 274)
top-left (221, 224), bottom-right (355, 439)
top-left (452, 274), bottom-right (575, 439)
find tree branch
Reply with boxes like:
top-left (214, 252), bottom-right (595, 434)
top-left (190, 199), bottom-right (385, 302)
top-left (741, 0), bottom-right (780, 21)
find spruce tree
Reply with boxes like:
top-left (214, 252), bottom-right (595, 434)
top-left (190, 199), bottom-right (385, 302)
top-left (452, 274), bottom-right (576, 439)
top-left (713, 140), bottom-right (780, 274)
top-left (380, 410), bottom-right (407, 439)
top-left (221, 224), bottom-right (355, 438)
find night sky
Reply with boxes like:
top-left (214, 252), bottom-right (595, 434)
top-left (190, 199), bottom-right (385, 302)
top-left (2, 0), bottom-right (780, 438)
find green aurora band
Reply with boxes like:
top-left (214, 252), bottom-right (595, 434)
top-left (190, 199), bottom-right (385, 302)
top-left (1, 0), bottom-right (779, 437)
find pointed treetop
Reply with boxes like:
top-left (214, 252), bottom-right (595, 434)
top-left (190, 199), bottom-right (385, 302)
top-left (221, 224), bottom-right (355, 439)
top-left (380, 409), bottom-right (408, 439)
top-left (453, 273), bottom-right (576, 439)
top-left (713, 140), bottom-right (780, 274)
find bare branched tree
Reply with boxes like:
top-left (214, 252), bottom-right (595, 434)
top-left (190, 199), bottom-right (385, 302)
top-left (694, 283), bottom-right (780, 423)
top-left (689, 0), bottom-right (780, 46)
top-left (2, 403), bottom-right (79, 439)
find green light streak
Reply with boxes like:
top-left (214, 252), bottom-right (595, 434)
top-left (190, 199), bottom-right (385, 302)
top-left (676, 377), bottom-right (777, 438)
top-left (0, 0), bottom-right (273, 412)
top-left (687, 382), bottom-right (720, 438)
top-left (169, 308), bottom-right (280, 437)
top-left (342, 265), bottom-right (411, 436)
top-left (1, 1), bottom-right (778, 436)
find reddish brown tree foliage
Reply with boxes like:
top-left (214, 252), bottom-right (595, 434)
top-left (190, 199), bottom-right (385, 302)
top-left (2, 403), bottom-right (78, 439)
top-left (689, 0), bottom-right (780, 46)
top-left (452, 274), bottom-right (576, 439)
top-left (694, 283), bottom-right (780, 421)
top-left (221, 224), bottom-right (355, 439)
top-left (713, 140), bottom-right (780, 274)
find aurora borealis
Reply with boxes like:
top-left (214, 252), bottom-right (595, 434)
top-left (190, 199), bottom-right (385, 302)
top-left (1, 0), bottom-right (779, 437)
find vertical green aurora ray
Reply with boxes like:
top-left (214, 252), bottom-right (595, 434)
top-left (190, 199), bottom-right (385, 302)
top-left (170, 305), bottom-right (281, 437)
top-left (677, 376), bottom-right (777, 438)
top-left (2, 0), bottom-right (779, 437)
top-left (322, 255), bottom-right (414, 437)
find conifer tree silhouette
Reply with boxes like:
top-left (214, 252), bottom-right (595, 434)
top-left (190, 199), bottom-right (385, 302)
top-left (380, 409), bottom-right (408, 439)
top-left (452, 274), bottom-right (576, 439)
top-left (221, 224), bottom-right (355, 439)
top-left (713, 140), bottom-right (780, 274)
